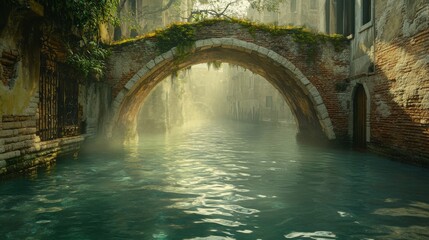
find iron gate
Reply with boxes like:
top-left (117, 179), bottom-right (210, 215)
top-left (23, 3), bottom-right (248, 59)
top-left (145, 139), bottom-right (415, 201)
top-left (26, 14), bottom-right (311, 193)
top-left (38, 55), bottom-right (80, 141)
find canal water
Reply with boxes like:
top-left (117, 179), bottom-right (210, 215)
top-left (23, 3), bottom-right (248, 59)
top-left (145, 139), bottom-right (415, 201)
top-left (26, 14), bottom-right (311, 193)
top-left (1, 120), bottom-right (429, 239)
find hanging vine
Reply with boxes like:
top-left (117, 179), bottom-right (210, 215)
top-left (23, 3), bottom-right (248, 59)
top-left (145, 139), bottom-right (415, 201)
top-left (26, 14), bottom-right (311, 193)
top-left (32, 0), bottom-right (119, 79)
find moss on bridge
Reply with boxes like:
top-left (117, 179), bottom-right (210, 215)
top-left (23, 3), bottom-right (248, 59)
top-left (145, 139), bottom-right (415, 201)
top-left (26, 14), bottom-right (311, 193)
top-left (111, 18), bottom-right (349, 58)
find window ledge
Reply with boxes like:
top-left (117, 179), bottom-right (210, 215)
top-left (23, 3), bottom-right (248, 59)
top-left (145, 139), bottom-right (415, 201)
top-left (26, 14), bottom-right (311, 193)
top-left (359, 21), bottom-right (373, 33)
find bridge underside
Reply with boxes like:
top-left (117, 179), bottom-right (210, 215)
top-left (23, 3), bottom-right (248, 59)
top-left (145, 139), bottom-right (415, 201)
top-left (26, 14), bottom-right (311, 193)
top-left (112, 46), bottom-right (331, 144)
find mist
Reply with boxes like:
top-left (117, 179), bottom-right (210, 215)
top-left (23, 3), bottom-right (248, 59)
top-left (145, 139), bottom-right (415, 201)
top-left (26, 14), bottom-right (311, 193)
top-left (136, 63), bottom-right (296, 138)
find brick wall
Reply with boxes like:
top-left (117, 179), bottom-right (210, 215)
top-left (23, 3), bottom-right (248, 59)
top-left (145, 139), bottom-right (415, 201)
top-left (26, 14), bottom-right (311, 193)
top-left (367, 28), bottom-right (429, 165)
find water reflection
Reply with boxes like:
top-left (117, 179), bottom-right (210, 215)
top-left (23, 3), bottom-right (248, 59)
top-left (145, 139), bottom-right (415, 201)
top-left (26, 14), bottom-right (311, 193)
top-left (1, 121), bottom-right (429, 239)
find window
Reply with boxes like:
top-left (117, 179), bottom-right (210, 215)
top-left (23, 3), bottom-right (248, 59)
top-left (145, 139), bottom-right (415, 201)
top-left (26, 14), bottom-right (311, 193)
top-left (266, 96), bottom-right (273, 108)
top-left (291, 0), bottom-right (297, 12)
top-left (130, 0), bottom-right (137, 14)
top-left (362, 0), bottom-right (372, 25)
top-left (310, 0), bottom-right (318, 10)
top-left (335, 0), bottom-right (355, 36)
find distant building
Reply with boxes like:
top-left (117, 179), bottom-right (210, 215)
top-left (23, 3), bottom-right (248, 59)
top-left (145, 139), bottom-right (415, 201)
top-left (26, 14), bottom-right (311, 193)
top-left (104, 0), bottom-right (193, 42)
top-left (247, 0), bottom-right (327, 32)
top-left (225, 67), bottom-right (294, 124)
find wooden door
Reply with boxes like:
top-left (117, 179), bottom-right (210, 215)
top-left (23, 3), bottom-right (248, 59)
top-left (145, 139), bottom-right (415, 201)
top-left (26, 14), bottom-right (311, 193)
top-left (353, 84), bottom-right (367, 148)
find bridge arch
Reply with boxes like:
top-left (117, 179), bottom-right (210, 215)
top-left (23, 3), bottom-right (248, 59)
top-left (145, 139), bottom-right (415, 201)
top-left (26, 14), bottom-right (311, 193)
top-left (107, 38), bottom-right (336, 143)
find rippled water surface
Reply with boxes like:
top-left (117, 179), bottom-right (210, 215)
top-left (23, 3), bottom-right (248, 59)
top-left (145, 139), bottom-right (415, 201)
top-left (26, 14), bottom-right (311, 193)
top-left (1, 121), bottom-right (429, 239)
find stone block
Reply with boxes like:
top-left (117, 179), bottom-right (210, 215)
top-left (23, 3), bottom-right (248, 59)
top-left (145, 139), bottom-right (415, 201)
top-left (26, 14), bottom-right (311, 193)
top-left (201, 39), bottom-right (213, 48)
top-left (12, 141), bottom-right (26, 151)
top-left (212, 38), bottom-right (222, 47)
top-left (324, 127), bottom-right (336, 140)
top-left (220, 38), bottom-right (233, 46)
top-left (295, 71), bottom-right (310, 86)
top-left (136, 66), bottom-right (149, 78)
top-left (0, 150), bottom-right (20, 160)
top-left (161, 50), bottom-right (174, 60)
top-left (307, 84), bottom-right (321, 100)
top-left (4, 136), bottom-right (25, 144)
top-left (257, 46), bottom-right (270, 56)
top-left (312, 94), bottom-right (324, 106)
top-left (267, 50), bottom-right (277, 59)
top-left (280, 59), bottom-right (295, 71)
top-left (0, 129), bottom-right (14, 138)
top-left (231, 38), bottom-right (241, 47)
top-left (247, 43), bottom-right (259, 52)
top-left (195, 40), bottom-right (204, 49)
top-left (124, 80), bottom-right (135, 91)
top-left (2, 121), bottom-right (21, 130)
top-left (124, 74), bottom-right (140, 90)
top-left (154, 55), bottom-right (164, 64)
top-left (116, 91), bottom-right (126, 103)
top-left (21, 120), bottom-right (36, 128)
top-left (316, 104), bottom-right (329, 120)
top-left (239, 42), bottom-right (252, 53)
top-left (146, 60), bottom-right (156, 69)
top-left (0, 160), bottom-right (6, 168)
top-left (170, 47), bottom-right (178, 57)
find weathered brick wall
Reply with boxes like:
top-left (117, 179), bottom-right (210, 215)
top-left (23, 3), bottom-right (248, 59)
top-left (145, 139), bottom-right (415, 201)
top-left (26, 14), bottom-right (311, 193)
top-left (369, 34), bottom-right (429, 164)
top-left (349, 0), bottom-right (429, 165)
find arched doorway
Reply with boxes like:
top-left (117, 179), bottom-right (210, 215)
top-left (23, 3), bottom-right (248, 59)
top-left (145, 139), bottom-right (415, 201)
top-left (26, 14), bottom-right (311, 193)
top-left (353, 84), bottom-right (367, 148)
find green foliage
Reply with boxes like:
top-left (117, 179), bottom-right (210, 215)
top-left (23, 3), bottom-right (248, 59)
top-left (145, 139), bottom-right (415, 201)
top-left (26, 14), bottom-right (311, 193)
top-left (39, 0), bottom-right (118, 79)
top-left (66, 41), bottom-right (110, 80)
top-left (36, 0), bottom-right (118, 37)
top-left (154, 23), bottom-right (196, 56)
top-left (207, 60), bottom-right (223, 70)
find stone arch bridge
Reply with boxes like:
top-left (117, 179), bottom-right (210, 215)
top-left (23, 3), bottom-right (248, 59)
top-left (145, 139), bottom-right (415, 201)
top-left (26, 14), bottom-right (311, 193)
top-left (105, 20), bottom-right (350, 142)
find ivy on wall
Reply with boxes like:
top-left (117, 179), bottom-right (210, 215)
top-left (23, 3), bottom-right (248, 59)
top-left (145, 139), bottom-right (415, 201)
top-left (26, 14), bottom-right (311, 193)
top-left (36, 0), bottom-right (119, 79)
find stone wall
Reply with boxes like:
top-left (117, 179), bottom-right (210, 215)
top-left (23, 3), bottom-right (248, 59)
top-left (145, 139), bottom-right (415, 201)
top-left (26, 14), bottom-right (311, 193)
top-left (0, 114), bottom-right (84, 178)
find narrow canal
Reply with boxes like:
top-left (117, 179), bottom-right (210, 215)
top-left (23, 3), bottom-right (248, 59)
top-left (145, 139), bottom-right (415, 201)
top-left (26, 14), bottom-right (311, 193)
top-left (1, 120), bottom-right (429, 239)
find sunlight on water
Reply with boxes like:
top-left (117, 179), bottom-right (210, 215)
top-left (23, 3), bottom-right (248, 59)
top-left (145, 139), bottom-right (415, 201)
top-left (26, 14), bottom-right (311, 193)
top-left (0, 121), bottom-right (429, 239)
